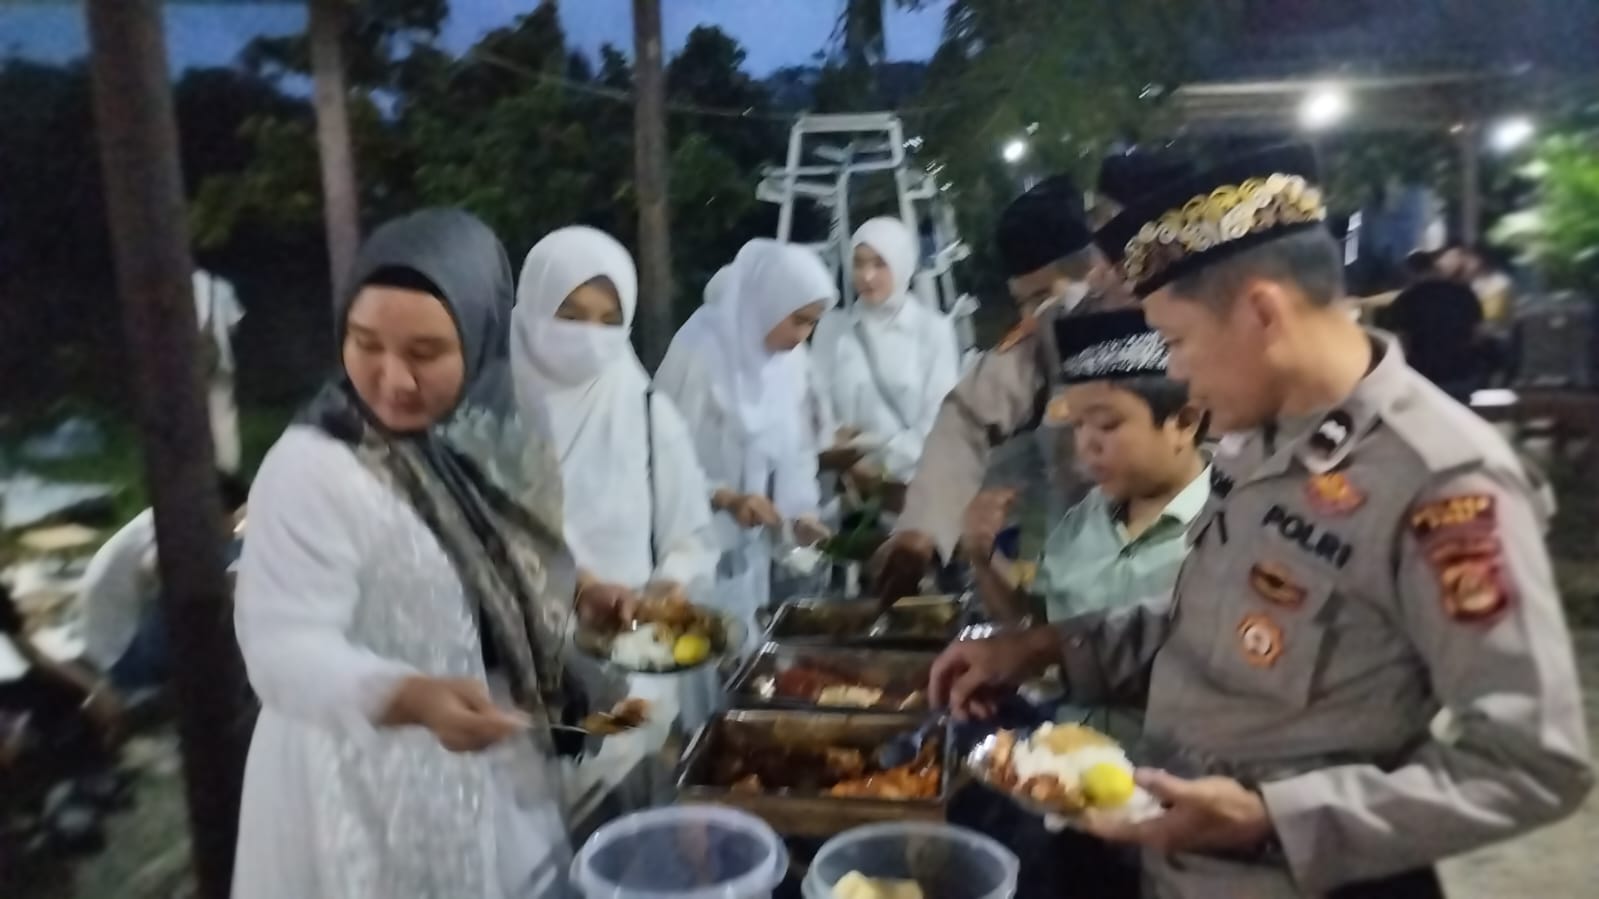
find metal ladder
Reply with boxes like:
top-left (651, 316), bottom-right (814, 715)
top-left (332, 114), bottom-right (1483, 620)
top-left (755, 112), bottom-right (977, 357)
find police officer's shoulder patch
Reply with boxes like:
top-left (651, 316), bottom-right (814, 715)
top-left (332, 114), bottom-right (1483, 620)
top-left (1410, 495), bottom-right (1495, 538)
top-left (1409, 494), bottom-right (1512, 623)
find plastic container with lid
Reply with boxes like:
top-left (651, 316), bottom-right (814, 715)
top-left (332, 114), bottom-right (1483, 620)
top-left (801, 822), bottom-right (1019, 899)
top-left (571, 804), bottom-right (789, 899)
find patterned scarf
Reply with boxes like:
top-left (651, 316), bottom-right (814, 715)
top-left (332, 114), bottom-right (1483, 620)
top-left (306, 208), bottom-right (581, 754)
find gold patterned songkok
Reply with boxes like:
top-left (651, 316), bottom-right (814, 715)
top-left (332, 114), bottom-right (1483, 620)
top-left (1093, 144), bottom-right (1329, 297)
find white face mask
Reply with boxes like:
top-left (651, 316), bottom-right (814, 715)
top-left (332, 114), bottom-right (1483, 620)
top-left (531, 319), bottom-right (629, 386)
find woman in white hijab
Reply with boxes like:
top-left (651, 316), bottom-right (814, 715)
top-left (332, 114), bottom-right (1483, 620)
top-left (511, 227), bottom-right (719, 820)
top-left (512, 226), bottom-right (716, 599)
top-left (655, 239), bottom-right (838, 626)
top-left (813, 217), bottom-right (960, 484)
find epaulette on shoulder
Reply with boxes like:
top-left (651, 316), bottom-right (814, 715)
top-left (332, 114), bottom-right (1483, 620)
top-left (1378, 373), bottom-right (1500, 476)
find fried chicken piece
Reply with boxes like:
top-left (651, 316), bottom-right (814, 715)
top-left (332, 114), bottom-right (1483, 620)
top-left (636, 593), bottom-right (698, 630)
top-left (610, 698), bottom-right (650, 728)
top-left (826, 766), bottom-right (939, 800)
top-left (988, 731), bottom-right (1017, 778)
top-left (579, 698), bottom-right (652, 735)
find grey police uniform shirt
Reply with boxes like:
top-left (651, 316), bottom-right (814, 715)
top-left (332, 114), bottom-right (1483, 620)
top-left (1053, 333), bottom-right (1592, 896)
top-left (898, 313), bottom-right (1091, 560)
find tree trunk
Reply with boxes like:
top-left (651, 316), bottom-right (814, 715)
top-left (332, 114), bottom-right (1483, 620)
top-left (632, 0), bottom-right (674, 370)
top-left (310, 0), bottom-right (361, 302)
top-left (83, 2), bottom-right (250, 897)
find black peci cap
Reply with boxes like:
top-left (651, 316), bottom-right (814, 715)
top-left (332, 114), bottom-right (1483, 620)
top-left (1095, 148), bottom-right (1197, 209)
top-left (995, 174), bottom-right (1094, 279)
top-left (1094, 144), bottom-right (1329, 297)
top-left (1053, 308), bottom-right (1170, 384)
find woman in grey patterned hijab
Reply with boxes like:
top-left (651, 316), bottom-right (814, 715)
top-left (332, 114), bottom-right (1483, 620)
top-left (233, 208), bottom-right (619, 899)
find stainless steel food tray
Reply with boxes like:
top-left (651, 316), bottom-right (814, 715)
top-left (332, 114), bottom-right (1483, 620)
top-left (675, 708), bottom-right (952, 837)
top-left (726, 643), bottom-right (937, 712)
top-left (764, 594), bottom-right (968, 649)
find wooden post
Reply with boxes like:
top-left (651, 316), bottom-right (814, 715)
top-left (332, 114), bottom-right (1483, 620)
top-left (633, 0), bottom-right (675, 369)
top-left (310, 0), bottom-right (361, 302)
top-left (83, 2), bottom-right (250, 895)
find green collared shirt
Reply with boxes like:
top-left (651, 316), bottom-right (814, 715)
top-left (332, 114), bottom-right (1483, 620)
top-left (1035, 467), bottom-right (1211, 623)
top-left (1033, 467), bottom-right (1210, 740)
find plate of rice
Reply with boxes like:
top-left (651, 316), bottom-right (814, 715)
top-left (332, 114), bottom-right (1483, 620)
top-left (965, 723), bottom-right (1162, 826)
top-left (574, 594), bottom-right (744, 674)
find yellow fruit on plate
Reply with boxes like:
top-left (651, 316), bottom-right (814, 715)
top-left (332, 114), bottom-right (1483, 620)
top-left (672, 633), bottom-right (711, 666)
top-left (1081, 761), bottom-right (1136, 808)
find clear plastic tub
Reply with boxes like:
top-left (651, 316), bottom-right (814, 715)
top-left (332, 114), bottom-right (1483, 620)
top-left (802, 822), bottom-right (1019, 899)
top-left (571, 804), bottom-right (789, 899)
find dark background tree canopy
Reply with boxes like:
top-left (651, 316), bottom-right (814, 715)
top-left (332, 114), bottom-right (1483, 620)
top-left (4, 0), bottom-right (1594, 421)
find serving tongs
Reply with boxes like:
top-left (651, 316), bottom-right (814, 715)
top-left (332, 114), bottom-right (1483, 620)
top-left (872, 712), bottom-right (948, 770)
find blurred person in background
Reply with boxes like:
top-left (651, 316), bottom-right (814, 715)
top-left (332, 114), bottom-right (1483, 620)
top-left (655, 239), bottom-right (837, 631)
top-left (77, 471), bottom-right (248, 694)
top-left (194, 268), bottom-right (245, 474)
top-left (813, 217), bottom-right (961, 503)
top-left (1380, 249), bottom-right (1487, 402)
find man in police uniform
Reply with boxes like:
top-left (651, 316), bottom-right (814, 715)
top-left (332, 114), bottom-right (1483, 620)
top-left (874, 153), bottom-right (1196, 599)
top-left (929, 145), bottom-right (1592, 897)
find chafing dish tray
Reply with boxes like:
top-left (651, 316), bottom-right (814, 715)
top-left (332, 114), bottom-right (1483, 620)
top-left (676, 708), bottom-right (952, 837)
top-left (764, 595), bottom-right (967, 648)
top-left (727, 643), bottom-right (937, 711)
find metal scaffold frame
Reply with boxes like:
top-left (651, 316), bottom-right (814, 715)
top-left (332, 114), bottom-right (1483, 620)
top-left (757, 113), bottom-right (977, 356)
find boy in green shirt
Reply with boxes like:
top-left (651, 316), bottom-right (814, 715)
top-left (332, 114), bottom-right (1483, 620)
top-left (964, 308), bottom-right (1208, 736)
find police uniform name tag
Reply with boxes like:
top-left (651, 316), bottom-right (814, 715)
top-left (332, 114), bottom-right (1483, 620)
top-left (1262, 504), bottom-right (1353, 569)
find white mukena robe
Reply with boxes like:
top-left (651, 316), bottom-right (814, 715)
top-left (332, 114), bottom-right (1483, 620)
top-left (232, 426), bottom-right (569, 899)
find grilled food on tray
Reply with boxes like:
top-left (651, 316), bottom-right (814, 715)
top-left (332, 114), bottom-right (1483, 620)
top-left (771, 664), bottom-right (927, 710)
top-left (710, 731), bottom-right (941, 801)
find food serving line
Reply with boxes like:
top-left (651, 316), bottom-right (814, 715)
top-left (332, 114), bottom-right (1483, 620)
top-left (570, 591), bottom-right (1050, 898)
top-left (569, 574), bottom-right (1158, 898)
top-left (681, 595), bottom-right (966, 839)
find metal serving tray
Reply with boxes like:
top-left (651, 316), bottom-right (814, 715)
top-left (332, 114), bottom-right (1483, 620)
top-left (726, 643), bottom-right (938, 712)
top-left (764, 594), bottom-right (968, 649)
top-left (675, 708), bottom-right (953, 837)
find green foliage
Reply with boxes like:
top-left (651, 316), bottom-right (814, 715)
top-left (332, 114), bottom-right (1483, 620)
top-left (191, 95), bottom-right (400, 248)
top-left (192, 8), bottom-right (776, 315)
top-left (907, 0), bottom-right (1231, 295)
top-left (242, 0), bottom-right (448, 90)
top-left (1494, 127), bottom-right (1599, 294)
